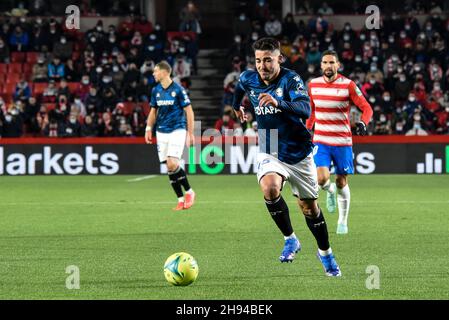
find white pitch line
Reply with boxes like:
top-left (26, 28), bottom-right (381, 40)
top-left (127, 175), bottom-right (157, 182)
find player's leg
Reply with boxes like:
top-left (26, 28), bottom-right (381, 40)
top-left (167, 129), bottom-right (196, 209)
top-left (314, 144), bottom-right (337, 213)
top-left (289, 152), bottom-right (340, 276)
top-left (257, 155), bottom-right (300, 263)
top-left (166, 156), bottom-right (185, 211)
top-left (336, 174), bottom-right (350, 234)
top-left (298, 199), bottom-right (341, 276)
top-left (332, 146), bottom-right (354, 234)
top-left (156, 131), bottom-right (184, 210)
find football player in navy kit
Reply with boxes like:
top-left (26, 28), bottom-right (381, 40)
top-left (145, 61), bottom-right (196, 211)
top-left (232, 38), bottom-right (341, 276)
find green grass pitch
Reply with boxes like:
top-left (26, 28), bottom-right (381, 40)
top-left (0, 174), bottom-right (448, 299)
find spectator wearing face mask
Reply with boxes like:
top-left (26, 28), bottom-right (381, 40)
top-left (32, 55), bottom-right (48, 82)
top-left (362, 76), bottom-right (384, 98)
top-left (379, 91), bottom-right (394, 114)
top-left (64, 59), bottom-right (80, 82)
top-left (1, 109), bottom-right (23, 137)
top-left (71, 96), bottom-right (87, 118)
top-left (9, 25), bottom-right (29, 51)
top-left (53, 36), bottom-right (73, 61)
top-left (403, 93), bottom-right (422, 116)
top-left (179, 1), bottom-right (201, 33)
top-left (85, 87), bottom-right (103, 113)
top-left (75, 76), bottom-right (92, 102)
top-left (65, 114), bottom-right (81, 137)
top-left (111, 64), bottom-right (125, 89)
top-left (394, 74), bottom-right (411, 102)
top-left (227, 35), bottom-right (246, 62)
top-left (48, 57), bottom-right (65, 82)
top-left (264, 14), bottom-right (282, 37)
top-left (14, 79), bottom-right (32, 101)
top-left (123, 63), bottom-right (141, 84)
top-left (57, 79), bottom-right (71, 100)
top-left (173, 54), bottom-right (192, 83)
top-left (405, 112), bottom-right (428, 136)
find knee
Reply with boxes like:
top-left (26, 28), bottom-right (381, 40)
top-left (262, 183), bottom-right (281, 200)
top-left (166, 160), bottom-right (179, 173)
top-left (300, 202), bottom-right (320, 218)
top-left (317, 176), bottom-right (328, 187)
top-left (336, 177), bottom-right (347, 189)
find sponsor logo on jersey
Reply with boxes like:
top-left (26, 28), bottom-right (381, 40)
top-left (275, 88), bottom-right (283, 97)
top-left (355, 85), bottom-right (363, 96)
top-left (157, 100), bottom-right (175, 106)
top-left (250, 90), bottom-right (256, 97)
top-left (254, 105), bottom-right (282, 115)
top-left (156, 93), bottom-right (161, 98)
top-left (171, 91), bottom-right (177, 97)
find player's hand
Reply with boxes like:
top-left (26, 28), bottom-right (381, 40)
top-left (145, 130), bottom-right (153, 144)
top-left (258, 93), bottom-right (278, 108)
top-left (234, 106), bottom-right (248, 123)
top-left (186, 132), bottom-right (195, 147)
top-left (355, 121), bottom-right (368, 136)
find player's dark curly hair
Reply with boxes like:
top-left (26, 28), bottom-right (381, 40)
top-left (252, 37), bottom-right (280, 52)
top-left (321, 50), bottom-right (339, 61)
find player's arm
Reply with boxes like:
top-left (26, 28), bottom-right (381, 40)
top-left (305, 85), bottom-right (316, 130)
top-left (184, 105), bottom-right (195, 146)
top-left (348, 81), bottom-right (373, 136)
top-left (145, 107), bottom-right (157, 144)
top-left (258, 76), bottom-right (311, 118)
top-left (179, 88), bottom-right (195, 146)
top-left (232, 83), bottom-right (248, 122)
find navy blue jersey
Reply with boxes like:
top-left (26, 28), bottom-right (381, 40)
top-left (232, 67), bottom-right (313, 164)
top-left (150, 81), bottom-right (191, 133)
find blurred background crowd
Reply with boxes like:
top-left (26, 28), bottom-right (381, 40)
top-left (0, 0), bottom-right (449, 138)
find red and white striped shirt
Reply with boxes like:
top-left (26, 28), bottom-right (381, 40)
top-left (306, 74), bottom-right (373, 146)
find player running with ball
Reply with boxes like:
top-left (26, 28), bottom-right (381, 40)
top-left (306, 50), bottom-right (373, 234)
top-left (145, 61), bottom-right (196, 211)
top-left (233, 38), bottom-right (341, 277)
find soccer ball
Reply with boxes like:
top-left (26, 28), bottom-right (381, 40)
top-left (164, 252), bottom-right (199, 286)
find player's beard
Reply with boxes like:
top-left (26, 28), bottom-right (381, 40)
top-left (324, 68), bottom-right (335, 79)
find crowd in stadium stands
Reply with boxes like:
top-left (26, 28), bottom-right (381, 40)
top-left (222, 0), bottom-right (449, 136)
top-left (0, 2), bottom-right (200, 138)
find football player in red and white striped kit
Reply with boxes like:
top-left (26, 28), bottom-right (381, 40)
top-left (306, 50), bottom-right (373, 234)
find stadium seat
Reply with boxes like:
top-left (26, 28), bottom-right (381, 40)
top-left (8, 63), bottom-right (23, 73)
top-left (11, 52), bottom-right (26, 63)
top-left (142, 102), bottom-right (150, 116)
top-left (33, 82), bottom-right (48, 96)
top-left (122, 102), bottom-right (135, 115)
top-left (6, 73), bottom-right (21, 84)
top-left (67, 82), bottom-right (80, 93)
top-left (23, 63), bottom-right (34, 73)
top-left (2, 83), bottom-right (16, 96)
top-left (0, 63), bottom-right (8, 73)
top-left (43, 103), bottom-right (56, 111)
top-left (26, 52), bottom-right (40, 64)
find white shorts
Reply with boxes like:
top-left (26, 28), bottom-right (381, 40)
top-left (156, 129), bottom-right (186, 162)
top-left (256, 152), bottom-right (319, 200)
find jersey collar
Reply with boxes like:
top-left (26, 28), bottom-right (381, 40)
top-left (322, 73), bottom-right (341, 84)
